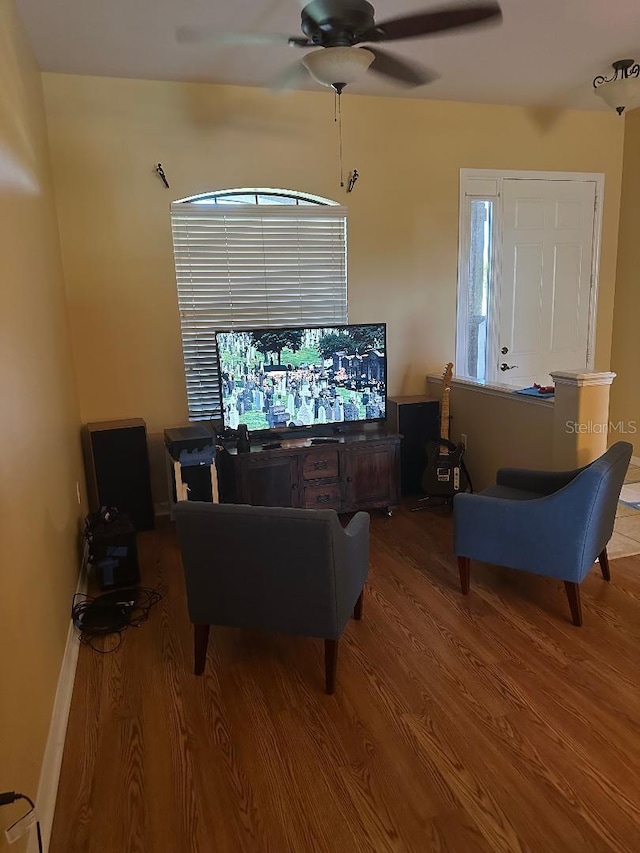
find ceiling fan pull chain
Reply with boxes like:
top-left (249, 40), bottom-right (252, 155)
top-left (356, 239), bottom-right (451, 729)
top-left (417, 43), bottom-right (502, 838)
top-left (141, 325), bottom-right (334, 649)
top-left (336, 91), bottom-right (344, 188)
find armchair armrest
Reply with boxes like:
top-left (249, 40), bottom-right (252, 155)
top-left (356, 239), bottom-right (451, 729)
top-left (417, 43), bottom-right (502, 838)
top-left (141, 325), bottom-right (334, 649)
top-left (344, 511), bottom-right (370, 550)
top-left (496, 466), bottom-right (582, 495)
top-left (342, 511), bottom-right (370, 582)
top-left (334, 511), bottom-right (370, 628)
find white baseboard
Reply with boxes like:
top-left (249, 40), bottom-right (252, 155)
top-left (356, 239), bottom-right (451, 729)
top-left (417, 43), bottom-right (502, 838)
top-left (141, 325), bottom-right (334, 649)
top-left (30, 551), bottom-right (87, 852)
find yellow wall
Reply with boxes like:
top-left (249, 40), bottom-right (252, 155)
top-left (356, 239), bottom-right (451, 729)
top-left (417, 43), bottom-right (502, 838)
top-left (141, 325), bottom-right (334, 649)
top-left (41, 73), bottom-right (625, 498)
top-left (610, 108), bottom-right (640, 456)
top-left (0, 3), bottom-right (84, 850)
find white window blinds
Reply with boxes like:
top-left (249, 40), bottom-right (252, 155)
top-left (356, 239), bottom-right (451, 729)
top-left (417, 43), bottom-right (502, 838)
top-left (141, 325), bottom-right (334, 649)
top-left (170, 201), bottom-right (348, 421)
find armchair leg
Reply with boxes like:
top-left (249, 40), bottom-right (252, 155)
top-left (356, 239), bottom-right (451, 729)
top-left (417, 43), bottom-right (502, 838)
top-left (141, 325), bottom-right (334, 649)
top-left (194, 624), bottom-right (210, 675)
top-left (458, 556), bottom-right (470, 595)
top-left (324, 638), bottom-right (339, 695)
top-left (599, 547), bottom-right (611, 582)
top-left (563, 582), bottom-right (583, 627)
top-left (353, 590), bottom-right (364, 620)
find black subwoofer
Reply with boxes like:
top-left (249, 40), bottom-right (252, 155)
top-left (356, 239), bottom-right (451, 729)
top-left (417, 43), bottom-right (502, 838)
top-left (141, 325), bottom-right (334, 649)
top-left (83, 419), bottom-right (155, 531)
top-left (387, 397), bottom-right (440, 495)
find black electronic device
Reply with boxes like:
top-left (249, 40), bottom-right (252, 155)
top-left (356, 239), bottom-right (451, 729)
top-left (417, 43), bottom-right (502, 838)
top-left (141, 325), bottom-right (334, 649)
top-left (84, 509), bottom-right (140, 590)
top-left (83, 419), bottom-right (155, 531)
top-left (164, 424), bottom-right (216, 457)
top-left (387, 395), bottom-right (440, 495)
top-left (216, 322), bottom-right (387, 437)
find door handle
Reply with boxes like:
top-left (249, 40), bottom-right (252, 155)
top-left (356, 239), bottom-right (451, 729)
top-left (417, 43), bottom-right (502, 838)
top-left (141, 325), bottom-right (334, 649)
top-left (500, 363), bottom-right (519, 371)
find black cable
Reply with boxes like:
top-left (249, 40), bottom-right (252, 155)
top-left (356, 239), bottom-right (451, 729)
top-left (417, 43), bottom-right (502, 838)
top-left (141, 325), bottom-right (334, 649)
top-left (71, 586), bottom-right (163, 653)
top-left (79, 630), bottom-right (124, 654)
top-left (0, 792), bottom-right (43, 852)
top-left (126, 587), bottom-right (164, 626)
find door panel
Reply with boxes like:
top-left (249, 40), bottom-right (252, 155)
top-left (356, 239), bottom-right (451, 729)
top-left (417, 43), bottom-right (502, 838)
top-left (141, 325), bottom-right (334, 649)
top-left (496, 179), bottom-right (596, 387)
top-left (512, 244), bottom-right (543, 354)
top-left (551, 243), bottom-right (582, 352)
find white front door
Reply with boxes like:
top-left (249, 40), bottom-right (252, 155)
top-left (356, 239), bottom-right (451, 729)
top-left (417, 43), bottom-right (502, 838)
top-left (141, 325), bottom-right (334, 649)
top-left (496, 178), bottom-right (597, 387)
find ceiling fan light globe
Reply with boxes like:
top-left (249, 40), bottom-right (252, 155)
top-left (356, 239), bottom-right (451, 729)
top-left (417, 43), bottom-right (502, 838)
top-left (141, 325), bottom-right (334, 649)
top-left (594, 75), bottom-right (640, 113)
top-left (302, 46), bottom-right (374, 87)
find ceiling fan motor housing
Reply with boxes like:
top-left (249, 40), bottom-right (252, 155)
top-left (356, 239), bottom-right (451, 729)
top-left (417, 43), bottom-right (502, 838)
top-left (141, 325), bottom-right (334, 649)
top-left (301, 0), bottom-right (377, 46)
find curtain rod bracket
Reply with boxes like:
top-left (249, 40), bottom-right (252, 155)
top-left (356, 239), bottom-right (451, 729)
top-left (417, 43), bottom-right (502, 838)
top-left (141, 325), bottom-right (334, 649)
top-left (155, 163), bottom-right (170, 188)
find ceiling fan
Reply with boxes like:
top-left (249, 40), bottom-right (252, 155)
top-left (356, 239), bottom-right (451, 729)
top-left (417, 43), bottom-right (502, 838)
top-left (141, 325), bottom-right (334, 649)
top-left (178, 0), bottom-right (503, 93)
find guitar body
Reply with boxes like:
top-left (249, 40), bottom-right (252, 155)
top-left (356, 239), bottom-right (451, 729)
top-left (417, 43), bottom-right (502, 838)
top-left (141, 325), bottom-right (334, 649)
top-left (422, 438), bottom-right (469, 498)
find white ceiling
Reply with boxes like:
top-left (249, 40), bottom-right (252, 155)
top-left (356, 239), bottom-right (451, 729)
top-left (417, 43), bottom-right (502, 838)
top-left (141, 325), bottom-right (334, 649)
top-left (14, 0), bottom-right (640, 109)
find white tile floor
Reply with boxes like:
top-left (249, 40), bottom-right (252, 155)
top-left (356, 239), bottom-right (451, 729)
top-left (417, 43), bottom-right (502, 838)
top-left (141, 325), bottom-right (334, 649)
top-left (611, 464), bottom-right (640, 559)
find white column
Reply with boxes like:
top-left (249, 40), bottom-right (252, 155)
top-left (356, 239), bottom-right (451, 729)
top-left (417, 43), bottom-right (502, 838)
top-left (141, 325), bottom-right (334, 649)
top-left (550, 371), bottom-right (616, 469)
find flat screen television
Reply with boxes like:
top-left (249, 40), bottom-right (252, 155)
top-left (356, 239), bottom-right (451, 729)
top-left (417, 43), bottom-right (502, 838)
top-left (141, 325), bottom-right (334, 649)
top-left (216, 323), bottom-right (387, 434)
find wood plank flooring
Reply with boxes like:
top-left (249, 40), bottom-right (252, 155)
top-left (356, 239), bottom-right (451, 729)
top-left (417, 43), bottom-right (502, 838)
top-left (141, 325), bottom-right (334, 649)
top-left (50, 504), bottom-right (640, 853)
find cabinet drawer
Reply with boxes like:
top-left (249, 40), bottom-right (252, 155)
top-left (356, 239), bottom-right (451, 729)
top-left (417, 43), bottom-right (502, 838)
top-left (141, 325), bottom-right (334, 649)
top-left (303, 483), bottom-right (342, 510)
top-left (302, 449), bottom-right (339, 480)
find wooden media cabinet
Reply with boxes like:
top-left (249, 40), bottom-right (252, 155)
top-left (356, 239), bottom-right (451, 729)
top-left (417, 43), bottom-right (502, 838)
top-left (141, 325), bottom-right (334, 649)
top-left (218, 429), bottom-right (401, 515)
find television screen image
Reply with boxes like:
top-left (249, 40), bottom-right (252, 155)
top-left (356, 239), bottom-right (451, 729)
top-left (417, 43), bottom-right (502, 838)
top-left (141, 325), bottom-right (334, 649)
top-left (216, 323), bottom-right (387, 433)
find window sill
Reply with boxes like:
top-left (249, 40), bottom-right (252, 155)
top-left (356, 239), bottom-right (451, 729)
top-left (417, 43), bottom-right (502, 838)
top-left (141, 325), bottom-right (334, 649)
top-left (426, 374), bottom-right (555, 407)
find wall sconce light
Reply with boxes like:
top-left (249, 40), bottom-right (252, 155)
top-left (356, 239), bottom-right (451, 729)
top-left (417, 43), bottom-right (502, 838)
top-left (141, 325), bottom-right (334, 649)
top-left (593, 59), bottom-right (640, 115)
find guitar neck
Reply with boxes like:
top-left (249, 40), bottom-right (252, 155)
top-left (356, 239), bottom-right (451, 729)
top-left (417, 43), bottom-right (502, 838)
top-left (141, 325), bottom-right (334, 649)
top-left (440, 388), bottom-right (450, 450)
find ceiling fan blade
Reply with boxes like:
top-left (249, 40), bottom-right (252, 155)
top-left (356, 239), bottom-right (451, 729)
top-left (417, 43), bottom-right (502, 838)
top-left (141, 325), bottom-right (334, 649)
top-left (270, 60), bottom-right (311, 92)
top-left (175, 25), bottom-right (218, 44)
top-left (176, 26), bottom-right (311, 47)
top-left (367, 47), bottom-right (437, 87)
top-left (364, 3), bottom-right (502, 43)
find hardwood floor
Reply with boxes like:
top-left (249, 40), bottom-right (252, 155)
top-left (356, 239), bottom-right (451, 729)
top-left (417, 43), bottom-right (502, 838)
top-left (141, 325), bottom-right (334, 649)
top-left (50, 504), bottom-right (640, 853)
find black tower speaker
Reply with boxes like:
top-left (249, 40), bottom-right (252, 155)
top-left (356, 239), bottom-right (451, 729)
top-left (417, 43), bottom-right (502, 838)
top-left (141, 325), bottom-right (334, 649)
top-left (387, 397), bottom-right (440, 495)
top-left (83, 419), bottom-right (155, 531)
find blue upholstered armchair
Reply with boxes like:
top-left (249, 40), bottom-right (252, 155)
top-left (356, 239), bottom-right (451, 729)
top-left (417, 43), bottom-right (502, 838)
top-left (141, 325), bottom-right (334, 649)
top-left (454, 442), bottom-right (632, 625)
top-left (173, 501), bottom-right (370, 694)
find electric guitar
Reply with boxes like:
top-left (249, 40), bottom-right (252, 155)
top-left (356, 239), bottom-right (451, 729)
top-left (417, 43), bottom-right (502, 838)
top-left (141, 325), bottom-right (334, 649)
top-left (421, 363), bottom-right (469, 498)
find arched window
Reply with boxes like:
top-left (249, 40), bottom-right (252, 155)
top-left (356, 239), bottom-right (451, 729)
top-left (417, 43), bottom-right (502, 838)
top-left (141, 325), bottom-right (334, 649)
top-left (180, 187), bottom-right (338, 206)
top-left (171, 189), bottom-right (348, 421)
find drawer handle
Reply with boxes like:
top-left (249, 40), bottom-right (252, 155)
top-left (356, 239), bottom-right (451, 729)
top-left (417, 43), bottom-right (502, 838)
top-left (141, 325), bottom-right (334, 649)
top-left (312, 460), bottom-right (329, 471)
top-left (291, 483), bottom-right (298, 490)
top-left (316, 494), bottom-right (331, 503)
top-left (346, 476), bottom-right (353, 482)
